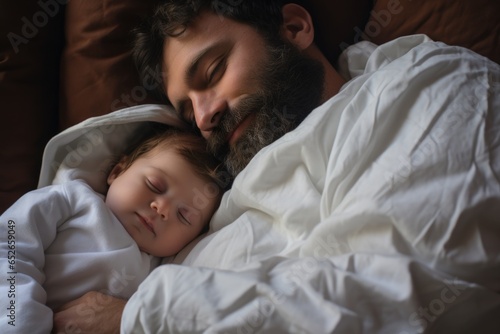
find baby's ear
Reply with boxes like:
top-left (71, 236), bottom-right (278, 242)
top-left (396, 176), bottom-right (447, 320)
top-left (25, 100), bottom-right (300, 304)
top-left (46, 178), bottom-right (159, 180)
top-left (280, 3), bottom-right (315, 51)
top-left (107, 159), bottom-right (127, 185)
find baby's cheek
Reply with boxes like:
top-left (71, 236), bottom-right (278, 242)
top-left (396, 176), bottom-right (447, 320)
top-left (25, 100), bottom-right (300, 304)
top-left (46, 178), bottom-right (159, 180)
top-left (105, 188), bottom-right (124, 214)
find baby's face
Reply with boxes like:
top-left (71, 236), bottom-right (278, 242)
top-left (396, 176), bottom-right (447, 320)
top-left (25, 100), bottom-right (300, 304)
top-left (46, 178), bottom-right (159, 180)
top-left (106, 147), bottom-right (220, 257)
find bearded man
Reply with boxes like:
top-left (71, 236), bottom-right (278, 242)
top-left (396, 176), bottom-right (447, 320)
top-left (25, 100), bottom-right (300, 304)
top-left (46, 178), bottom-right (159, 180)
top-left (52, 1), bottom-right (500, 333)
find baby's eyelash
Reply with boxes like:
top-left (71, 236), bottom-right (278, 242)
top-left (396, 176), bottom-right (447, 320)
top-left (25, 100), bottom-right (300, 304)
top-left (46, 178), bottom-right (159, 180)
top-left (178, 210), bottom-right (191, 225)
top-left (146, 179), bottom-right (163, 193)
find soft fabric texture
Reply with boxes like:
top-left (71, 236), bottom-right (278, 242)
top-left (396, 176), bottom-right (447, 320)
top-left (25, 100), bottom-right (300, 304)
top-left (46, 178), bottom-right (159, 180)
top-left (38, 104), bottom-right (185, 194)
top-left (0, 179), bottom-right (159, 333)
top-left (59, 0), bottom-right (163, 128)
top-left (364, 0), bottom-right (500, 64)
top-left (117, 36), bottom-right (498, 332)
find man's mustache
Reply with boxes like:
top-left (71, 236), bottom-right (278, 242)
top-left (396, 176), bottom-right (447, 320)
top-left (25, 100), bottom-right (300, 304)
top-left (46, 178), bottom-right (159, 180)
top-left (207, 94), bottom-right (266, 154)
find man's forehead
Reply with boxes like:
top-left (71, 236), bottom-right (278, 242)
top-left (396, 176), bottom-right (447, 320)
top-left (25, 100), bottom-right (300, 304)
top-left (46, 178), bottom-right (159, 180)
top-left (161, 12), bottom-right (229, 71)
top-left (172, 11), bottom-right (234, 40)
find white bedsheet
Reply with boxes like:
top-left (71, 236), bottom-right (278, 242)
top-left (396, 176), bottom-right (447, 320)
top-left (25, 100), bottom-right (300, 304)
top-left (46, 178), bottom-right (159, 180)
top-left (39, 35), bottom-right (500, 333)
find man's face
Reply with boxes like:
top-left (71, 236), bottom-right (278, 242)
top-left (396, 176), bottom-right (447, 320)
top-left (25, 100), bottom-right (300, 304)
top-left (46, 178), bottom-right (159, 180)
top-left (163, 12), bottom-right (324, 176)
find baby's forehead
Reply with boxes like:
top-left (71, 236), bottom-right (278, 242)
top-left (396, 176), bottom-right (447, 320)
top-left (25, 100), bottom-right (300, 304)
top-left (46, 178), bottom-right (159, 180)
top-left (141, 145), bottom-right (181, 164)
top-left (141, 146), bottom-right (200, 177)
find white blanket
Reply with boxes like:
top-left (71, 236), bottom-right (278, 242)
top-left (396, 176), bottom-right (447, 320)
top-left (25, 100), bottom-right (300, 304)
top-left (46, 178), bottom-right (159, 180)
top-left (39, 35), bottom-right (500, 333)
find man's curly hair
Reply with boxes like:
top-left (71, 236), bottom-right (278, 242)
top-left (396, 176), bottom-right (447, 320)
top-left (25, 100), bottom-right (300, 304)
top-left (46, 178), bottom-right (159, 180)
top-left (131, 0), bottom-right (312, 102)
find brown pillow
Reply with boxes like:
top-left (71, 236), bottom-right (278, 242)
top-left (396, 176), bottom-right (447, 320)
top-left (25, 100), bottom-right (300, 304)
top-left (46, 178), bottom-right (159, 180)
top-left (59, 0), bottom-right (162, 129)
top-left (304, 0), bottom-right (374, 63)
top-left (0, 2), bottom-right (64, 213)
top-left (363, 0), bottom-right (500, 64)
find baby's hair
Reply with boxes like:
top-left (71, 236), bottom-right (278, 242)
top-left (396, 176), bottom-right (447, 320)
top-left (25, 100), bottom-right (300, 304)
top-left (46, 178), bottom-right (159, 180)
top-left (117, 122), bottom-right (231, 191)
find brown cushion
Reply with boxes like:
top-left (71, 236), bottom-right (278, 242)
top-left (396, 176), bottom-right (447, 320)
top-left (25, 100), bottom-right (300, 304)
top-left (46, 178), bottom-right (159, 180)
top-left (0, 2), bottom-right (64, 213)
top-left (59, 0), bottom-right (162, 129)
top-left (305, 0), bottom-right (374, 63)
top-left (363, 0), bottom-right (500, 64)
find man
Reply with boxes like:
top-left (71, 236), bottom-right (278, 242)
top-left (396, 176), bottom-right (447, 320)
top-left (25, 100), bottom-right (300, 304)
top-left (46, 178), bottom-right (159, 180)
top-left (53, 0), bottom-right (500, 333)
top-left (132, 0), bottom-right (346, 178)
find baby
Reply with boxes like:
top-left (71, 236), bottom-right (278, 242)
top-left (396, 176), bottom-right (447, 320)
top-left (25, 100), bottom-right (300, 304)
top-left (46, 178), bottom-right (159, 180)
top-left (0, 124), bottom-right (227, 333)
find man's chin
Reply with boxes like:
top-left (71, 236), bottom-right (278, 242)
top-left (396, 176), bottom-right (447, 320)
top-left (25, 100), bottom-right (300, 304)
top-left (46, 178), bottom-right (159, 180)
top-left (222, 138), bottom-right (261, 177)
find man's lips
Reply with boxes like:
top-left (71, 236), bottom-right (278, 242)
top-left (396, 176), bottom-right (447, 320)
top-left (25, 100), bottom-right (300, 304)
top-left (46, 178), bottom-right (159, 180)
top-left (136, 214), bottom-right (155, 235)
top-left (227, 113), bottom-right (256, 146)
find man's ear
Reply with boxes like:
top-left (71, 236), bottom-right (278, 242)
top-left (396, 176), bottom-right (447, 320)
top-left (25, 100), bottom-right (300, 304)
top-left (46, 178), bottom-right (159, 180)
top-left (280, 3), bottom-right (315, 50)
top-left (107, 159), bottom-right (126, 186)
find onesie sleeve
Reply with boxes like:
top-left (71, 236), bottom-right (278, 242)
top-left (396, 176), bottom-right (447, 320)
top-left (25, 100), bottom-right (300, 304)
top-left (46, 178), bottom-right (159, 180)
top-left (0, 183), bottom-right (71, 333)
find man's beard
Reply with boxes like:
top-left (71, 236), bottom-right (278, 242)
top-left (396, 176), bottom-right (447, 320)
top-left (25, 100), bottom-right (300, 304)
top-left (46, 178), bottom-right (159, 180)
top-left (207, 38), bottom-right (325, 177)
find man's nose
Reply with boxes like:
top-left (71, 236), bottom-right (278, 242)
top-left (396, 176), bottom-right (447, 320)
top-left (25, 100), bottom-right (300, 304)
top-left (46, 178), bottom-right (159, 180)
top-left (191, 91), bottom-right (226, 138)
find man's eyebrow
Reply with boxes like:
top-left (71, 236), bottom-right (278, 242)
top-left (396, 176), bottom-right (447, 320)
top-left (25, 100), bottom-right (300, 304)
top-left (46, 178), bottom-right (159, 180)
top-left (185, 41), bottom-right (227, 85)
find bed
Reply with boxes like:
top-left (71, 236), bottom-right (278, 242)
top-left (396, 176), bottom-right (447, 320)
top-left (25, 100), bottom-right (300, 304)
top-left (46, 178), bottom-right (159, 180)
top-left (1, 0), bottom-right (500, 332)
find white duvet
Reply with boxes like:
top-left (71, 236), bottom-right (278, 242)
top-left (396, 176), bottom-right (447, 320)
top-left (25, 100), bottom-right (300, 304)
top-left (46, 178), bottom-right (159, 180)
top-left (39, 35), bottom-right (500, 333)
